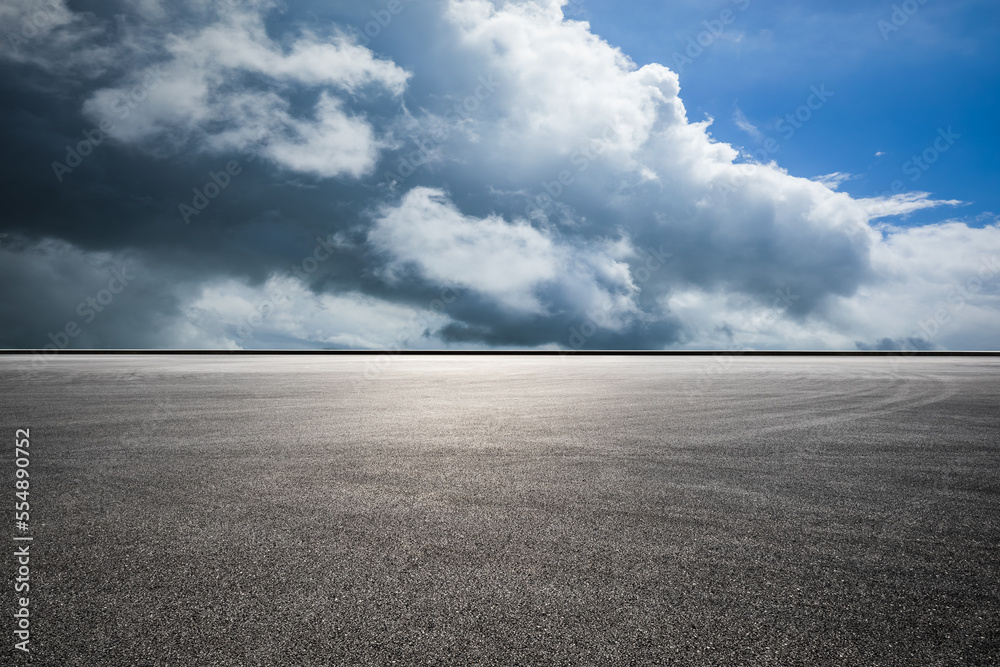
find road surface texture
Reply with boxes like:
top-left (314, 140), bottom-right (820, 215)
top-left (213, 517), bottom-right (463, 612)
top-left (1, 355), bottom-right (999, 666)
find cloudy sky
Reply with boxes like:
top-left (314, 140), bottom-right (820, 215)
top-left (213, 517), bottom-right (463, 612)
top-left (2, 0), bottom-right (999, 351)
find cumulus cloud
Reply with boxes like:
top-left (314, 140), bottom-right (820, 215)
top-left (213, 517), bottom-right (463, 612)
top-left (836, 222), bottom-right (1000, 350)
top-left (369, 187), bottom-right (641, 326)
top-left (80, 1), bottom-right (409, 178)
top-left (265, 93), bottom-right (384, 179)
top-left (1, 0), bottom-right (999, 351)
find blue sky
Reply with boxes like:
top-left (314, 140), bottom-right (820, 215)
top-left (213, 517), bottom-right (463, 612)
top-left (579, 0), bottom-right (1000, 225)
top-left (1, 0), bottom-right (999, 351)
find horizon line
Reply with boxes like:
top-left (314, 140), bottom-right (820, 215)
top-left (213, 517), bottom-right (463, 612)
top-left (3, 350), bottom-right (1000, 356)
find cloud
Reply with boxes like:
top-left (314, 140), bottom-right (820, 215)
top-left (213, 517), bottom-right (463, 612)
top-left (1, 0), bottom-right (999, 351)
top-left (184, 274), bottom-right (452, 350)
top-left (812, 172), bottom-right (853, 190)
top-left (829, 222), bottom-right (1000, 351)
top-left (80, 2), bottom-right (409, 178)
top-left (860, 192), bottom-right (965, 220)
top-left (0, 236), bottom-right (194, 349)
top-left (0, 1), bottom-right (99, 71)
top-left (856, 337), bottom-right (936, 351)
top-left (369, 187), bottom-right (641, 326)
top-left (732, 106), bottom-right (764, 142)
top-left (0, 235), bottom-right (456, 351)
top-left (265, 93), bottom-right (385, 179)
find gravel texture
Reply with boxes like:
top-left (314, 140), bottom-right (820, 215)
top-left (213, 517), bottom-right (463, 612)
top-left (1, 354), bottom-right (999, 666)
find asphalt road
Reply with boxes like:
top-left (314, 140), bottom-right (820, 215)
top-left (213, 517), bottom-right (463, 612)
top-left (2, 355), bottom-right (999, 666)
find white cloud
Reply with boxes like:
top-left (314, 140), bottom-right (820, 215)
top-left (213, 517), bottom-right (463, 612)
top-left (664, 287), bottom-right (842, 351)
top-left (828, 222), bottom-right (1000, 349)
top-left (733, 106), bottom-right (764, 142)
top-left (364, 0), bottom-right (1000, 349)
top-left (369, 187), bottom-right (641, 326)
top-left (812, 172), bottom-right (853, 190)
top-left (443, 0), bottom-right (685, 165)
top-left (860, 192), bottom-right (965, 220)
top-left (264, 94), bottom-right (383, 179)
top-left (81, 3), bottom-right (410, 178)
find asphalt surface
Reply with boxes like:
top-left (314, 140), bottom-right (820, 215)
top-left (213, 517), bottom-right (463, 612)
top-left (1, 355), bottom-right (999, 666)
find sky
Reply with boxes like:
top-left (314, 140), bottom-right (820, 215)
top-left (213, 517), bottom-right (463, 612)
top-left (1, 0), bottom-right (998, 351)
